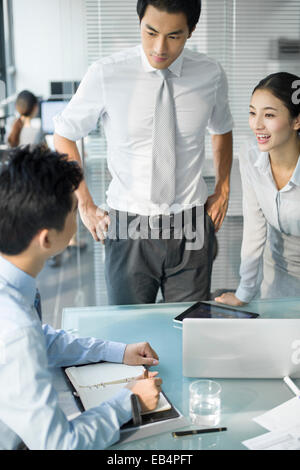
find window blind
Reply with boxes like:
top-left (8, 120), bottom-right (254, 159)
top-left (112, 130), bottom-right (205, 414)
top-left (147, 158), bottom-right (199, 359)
top-left (85, 0), bottom-right (208, 62)
top-left (84, 0), bottom-right (300, 302)
top-left (86, 0), bottom-right (300, 150)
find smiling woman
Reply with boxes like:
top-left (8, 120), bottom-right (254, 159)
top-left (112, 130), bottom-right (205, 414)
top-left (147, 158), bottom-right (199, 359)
top-left (215, 72), bottom-right (300, 306)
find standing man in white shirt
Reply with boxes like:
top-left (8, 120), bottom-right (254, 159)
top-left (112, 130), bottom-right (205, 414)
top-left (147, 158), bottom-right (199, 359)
top-left (54, 0), bottom-right (233, 305)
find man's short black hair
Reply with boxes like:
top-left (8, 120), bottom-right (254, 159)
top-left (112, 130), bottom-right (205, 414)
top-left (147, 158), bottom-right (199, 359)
top-left (0, 145), bottom-right (83, 255)
top-left (136, 0), bottom-right (201, 34)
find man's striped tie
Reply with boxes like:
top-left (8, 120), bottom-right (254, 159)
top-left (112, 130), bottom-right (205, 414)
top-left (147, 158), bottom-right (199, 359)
top-left (151, 68), bottom-right (176, 206)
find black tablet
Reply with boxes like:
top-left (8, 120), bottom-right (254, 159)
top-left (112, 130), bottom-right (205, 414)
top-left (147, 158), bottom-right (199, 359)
top-left (173, 301), bottom-right (259, 323)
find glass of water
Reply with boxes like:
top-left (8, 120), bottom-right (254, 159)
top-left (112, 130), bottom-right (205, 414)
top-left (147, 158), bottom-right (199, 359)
top-left (189, 380), bottom-right (221, 426)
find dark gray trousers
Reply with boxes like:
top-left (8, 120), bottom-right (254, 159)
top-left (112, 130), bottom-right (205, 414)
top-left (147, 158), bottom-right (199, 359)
top-left (104, 207), bottom-right (216, 305)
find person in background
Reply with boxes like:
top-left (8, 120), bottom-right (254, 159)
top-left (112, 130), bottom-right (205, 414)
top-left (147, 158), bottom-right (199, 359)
top-left (0, 145), bottom-right (161, 450)
top-left (215, 72), bottom-right (300, 306)
top-left (8, 90), bottom-right (82, 267)
top-left (7, 90), bottom-right (46, 148)
top-left (7, 90), bottom-right (64, 267)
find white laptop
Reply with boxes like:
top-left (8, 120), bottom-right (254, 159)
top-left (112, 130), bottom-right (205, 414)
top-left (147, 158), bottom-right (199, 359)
top-left (183, 318), bottom-right (300, 379)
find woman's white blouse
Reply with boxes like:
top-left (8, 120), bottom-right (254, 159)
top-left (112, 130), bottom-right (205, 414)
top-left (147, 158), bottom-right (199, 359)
top-left (235, 139), bottom-right (300, 302)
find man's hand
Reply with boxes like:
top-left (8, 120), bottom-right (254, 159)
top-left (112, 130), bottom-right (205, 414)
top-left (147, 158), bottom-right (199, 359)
top-left (214, 292), bottom-right (246, 306)
top-left (205, 190), bottom-right (229, 233)
top-left (53, 134), bottom-right (110, 243)
top-left (127, 375), bottom-right (162, 412)
top-left (123, 342), bottom-right (159, 367)
top-left (78, 202), bottom-right (110, 244)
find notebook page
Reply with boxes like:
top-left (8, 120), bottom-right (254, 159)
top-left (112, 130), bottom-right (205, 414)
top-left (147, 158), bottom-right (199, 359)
top-left (68, 362), bottom-right (144, 387)
top-left (65, 363), bottom-right (171, 413)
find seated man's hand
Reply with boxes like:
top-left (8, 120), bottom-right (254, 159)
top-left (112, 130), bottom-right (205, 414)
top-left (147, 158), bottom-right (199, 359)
top-left (136, 370), bottom-right (159, 380)
top-left (127, 376), bottom-right (162, 412)
top-left (214, 292), bottom-right (246, 306)
top-left (123, 342), bottom-right (159, 367)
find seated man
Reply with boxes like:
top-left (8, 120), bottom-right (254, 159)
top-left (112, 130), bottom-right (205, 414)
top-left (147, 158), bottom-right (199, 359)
top-left (0, 146), bottom-right (161, 450)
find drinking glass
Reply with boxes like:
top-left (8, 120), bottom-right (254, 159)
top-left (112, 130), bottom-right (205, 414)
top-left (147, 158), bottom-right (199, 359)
top-left (189, 380), bottom-right (221, 426)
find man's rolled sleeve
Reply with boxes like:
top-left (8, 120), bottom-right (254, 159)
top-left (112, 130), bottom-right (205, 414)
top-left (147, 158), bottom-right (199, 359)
top-left (53, 62), bottom-right (105, 142)
top-left (207, 63), bottom-right (234, 135)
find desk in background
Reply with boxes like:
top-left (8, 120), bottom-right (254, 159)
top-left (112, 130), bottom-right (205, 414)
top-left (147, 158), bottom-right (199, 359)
top-left (61, 299), bottom-right (300, 450)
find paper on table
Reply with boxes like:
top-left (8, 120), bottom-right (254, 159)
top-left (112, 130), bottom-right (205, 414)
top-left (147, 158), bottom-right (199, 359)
top-left (243, 425), bottom-right (300, 450)
top-left (253, 397), bottom-right (300, 431)
top-left (242, 396), bottom-right (300, 450)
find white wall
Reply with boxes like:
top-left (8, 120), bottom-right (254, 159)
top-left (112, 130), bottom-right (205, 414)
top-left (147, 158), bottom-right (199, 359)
top-left (12, 0), bottom-right (88, 98)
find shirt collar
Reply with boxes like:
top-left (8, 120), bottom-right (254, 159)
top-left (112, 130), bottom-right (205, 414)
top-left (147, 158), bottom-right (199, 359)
top-left (254, 151), bottom-right (270, 174)
top-left (140, 44), bottom-right (184, 77)
top-left (254, 151), bottom-right (300, 186)
top-left (290, 155), bottom-right (300, 187)
top-left (0, 255), bottom-right (36, 306)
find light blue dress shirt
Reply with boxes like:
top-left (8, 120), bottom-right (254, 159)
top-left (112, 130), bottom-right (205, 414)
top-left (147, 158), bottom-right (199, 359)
top-left (0, 256), bottom-right (133, 450)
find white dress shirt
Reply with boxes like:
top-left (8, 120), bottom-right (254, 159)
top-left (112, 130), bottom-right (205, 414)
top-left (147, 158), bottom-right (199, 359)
top-left (0, 256), bottom-right (133, 450)
top-left (54, 45), bottom-right (233, 215)
top-left (236, 139), bottom-right (300, 302)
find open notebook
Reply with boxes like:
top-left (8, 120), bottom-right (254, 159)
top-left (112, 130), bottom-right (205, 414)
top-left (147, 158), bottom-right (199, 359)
top-left (65, 363), bottom-right (171, 414)
top-left (64, 362), bottom-right (188, 444)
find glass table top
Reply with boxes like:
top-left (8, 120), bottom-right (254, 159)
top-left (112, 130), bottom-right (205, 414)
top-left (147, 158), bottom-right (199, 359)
top-left (61, 298), bottom-right (300, 450)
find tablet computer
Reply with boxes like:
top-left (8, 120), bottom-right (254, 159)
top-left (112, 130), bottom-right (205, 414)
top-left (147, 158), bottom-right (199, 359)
top-left (173, 301), bottom-right (259, 323)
